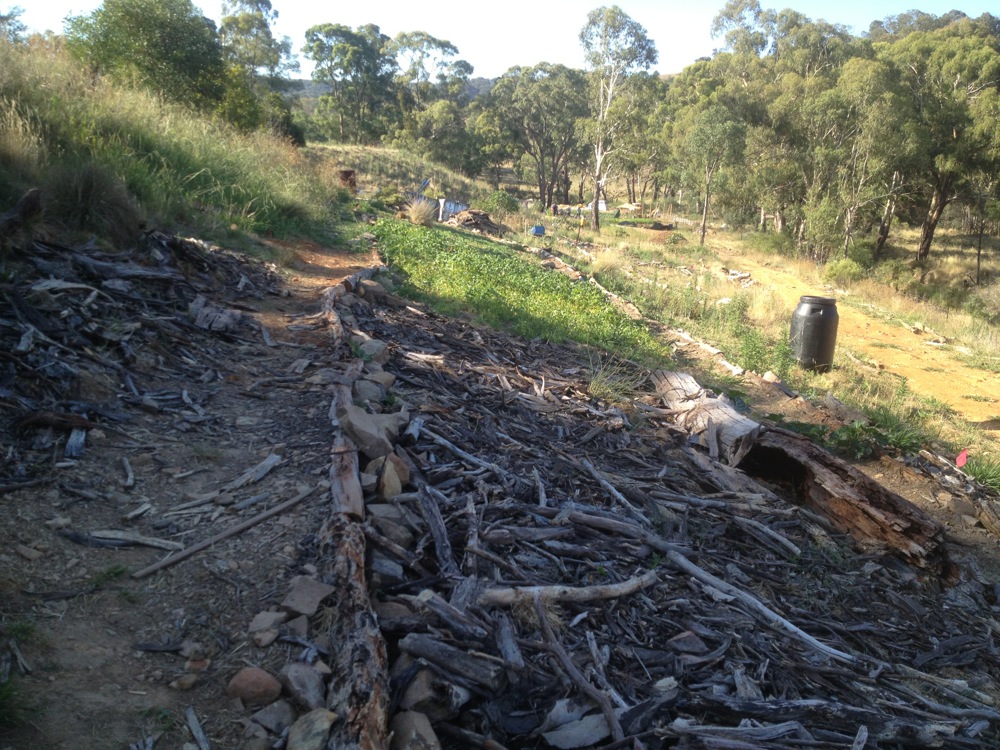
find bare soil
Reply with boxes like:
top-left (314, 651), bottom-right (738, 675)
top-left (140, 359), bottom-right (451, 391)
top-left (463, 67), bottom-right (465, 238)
top-left (2, 226), bottom-right (999, 749)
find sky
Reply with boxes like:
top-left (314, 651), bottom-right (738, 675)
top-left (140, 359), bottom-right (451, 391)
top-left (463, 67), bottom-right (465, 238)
top-left (14, 0), bottom-right (1000, 79)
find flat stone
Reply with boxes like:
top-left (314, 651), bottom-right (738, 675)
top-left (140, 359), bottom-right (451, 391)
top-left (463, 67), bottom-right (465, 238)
top-left (169, 673), bottom-right (198, 691)
top-left (389, 711), bottom-right (441, 750)
top-left (365, 457), bottom-right (402, 500)
top-left (371, 516), bottom-right (414, 549)
top-left (360, 339), bottom-right (391, 365)
top-left (281, 576), bottom-right (335, 617)
top-left (354, 378), bottom-right (386, 403)
top-left (358, 278), bottom-right (387, 302)
top-left (280, 662), bottom-right (326, 711)
top-left (15, 544), bottom-right (43, 561)
top-left (949, 495), bottom-right (978, 516)
top-left (287, 708), bottom-right (337, 750)
top-left (252, 629), bottom-right (279, 648)
top-left (365, 370), bottom-right (396, 389)
top-left (339, 404), bottom-right (393, 458)
top-left (400, 668), bottom-right (470, 721)
top-left (249, 610), bottom-right (288, 633)
top-left (226, 666), bottom-right (281, 706)
top-left (285, 614), bottom-right (309, 638)
top-left (251, 699), bottom-right (296, 735)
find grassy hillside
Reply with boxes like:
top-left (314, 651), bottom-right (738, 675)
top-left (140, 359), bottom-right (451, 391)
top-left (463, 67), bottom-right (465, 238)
top-left (0, 38), bottom-right (349, 248)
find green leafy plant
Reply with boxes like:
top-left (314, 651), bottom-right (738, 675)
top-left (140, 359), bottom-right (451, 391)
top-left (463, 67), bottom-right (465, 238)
top-left (482, 189), bottom-right (519, 220)
top-left (964, 457), bottom-right (1000, 493)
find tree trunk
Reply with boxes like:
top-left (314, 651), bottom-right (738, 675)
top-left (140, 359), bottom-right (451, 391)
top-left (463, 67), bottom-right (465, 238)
top-left (699, 175), bottom-right (711, 246)
top-left (916, 174), bottom-right (954, 261)
top-left (775, 208), bottom-right (786, 232)
top-left (873, 174), bottom-right (899, 260)
top-left (591, 170), bottom-right (602, 232)
top-left (758, 206), bottom-right (767, 232)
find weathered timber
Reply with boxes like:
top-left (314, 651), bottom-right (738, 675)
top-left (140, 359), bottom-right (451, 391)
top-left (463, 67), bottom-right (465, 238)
top-left (398, 632), bottom-right (506, 692)
top-left (330, 434), bottom-right (364, 518)
top-left (319, 516), bottom-right (390, 750)
top-left (652, 370), bottom-right (760, 465)
top-left (748, 427), bottom-right (948, 573)
top-left (653, 370), bottom-right (948, 573)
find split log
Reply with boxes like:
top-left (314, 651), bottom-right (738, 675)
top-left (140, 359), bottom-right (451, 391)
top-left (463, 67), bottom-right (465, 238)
top-left (398, 632), bottom-right (506, 692)
top-left (652, 370), bottom-right (760, 465)
top-left (652, 370), bottom-right (947, 573)
top-left (746, 427), bottom-right (948, 573)
top-left (319, 516), bottom-right (389, 750)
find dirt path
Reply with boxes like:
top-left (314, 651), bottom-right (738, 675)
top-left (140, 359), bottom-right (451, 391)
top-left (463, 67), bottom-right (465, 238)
top-left (717, 252), bottom-right (1000, 427)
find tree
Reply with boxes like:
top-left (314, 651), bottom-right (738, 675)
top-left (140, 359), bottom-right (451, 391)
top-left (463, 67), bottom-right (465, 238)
top-left (579, 5), bottom-right (658, 230)
top-left (389, 31), bottom-right (473, 108)
top-left (680, 104), bottom-right (745, 244)
top-left (484, 64), bottom-right (588, 207)
top-left (0, 5), bottom-right (26, 43)
top-left (302, 23), bottom-right (398, 144)
top-left (879, 17), bottom-right (1000, 260)
top-left (65, 0), bottom-right (225, 108)
top-left (220, 0), bottom-right (297, 88)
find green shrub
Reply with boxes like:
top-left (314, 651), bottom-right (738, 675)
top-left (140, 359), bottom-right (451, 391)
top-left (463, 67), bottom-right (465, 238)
top-left (44, 160), bottom-right (142, 244)
top-left (823, 258), bottom-right (864, 287)
top-left (482, 189), bottom-right (519, 220)
top-left (743, 230), bottom-right (796, 257)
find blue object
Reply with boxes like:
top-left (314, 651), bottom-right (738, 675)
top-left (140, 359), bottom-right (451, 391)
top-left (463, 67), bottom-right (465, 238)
top-left (530, 225), bottom-right (545, 236)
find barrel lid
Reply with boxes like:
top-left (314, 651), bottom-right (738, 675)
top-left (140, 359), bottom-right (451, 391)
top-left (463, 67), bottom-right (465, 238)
top-left (798, 295), bottom-right (837, 305)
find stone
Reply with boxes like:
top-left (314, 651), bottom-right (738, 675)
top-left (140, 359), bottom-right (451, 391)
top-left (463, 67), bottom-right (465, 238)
top-left (252, 629), bottom-right (279, 647)
top-left (281, 576), bottom-right (335, 617)
top-left (365, 457), bottom-right (402, 500)
top-left (360, 339), bottom-right (391, 365)
top-left (372, 516), bottom-right (414, 549)
top-left (949, 495), bottom-right (978, 517)
top-left (250, 699), bottom-right (296, 735)
top-left (400, 668), bottom-right (471, 721)
top-left (365, 370), bottom-right (396, 389)
top-left (389, 711), bottom-right (441, 750)
top-left (15, 544), bottom-right (43, 561)
top-left (169, 673), bottom-right (198, 691)
top-left (338, 404), bottom-right (393, 458)
top-left (249, 610), bottom-right (288, 633)
top-left (354, 378), bottom-right (386, 403)
top-left (286, 708), bottom-right (337, 750)
top-left (285, 614), bottom-right (309, 638)
top-left (243, 740), bottom-right (273, 750)
top-left (360, 472), bottom-right (378, 491)
top-left (226, 666), bottom-right (281, 706)
top-left (279, 662), bottom-right (326, 711)
top-left (358, 278), bottom-right (387, 302)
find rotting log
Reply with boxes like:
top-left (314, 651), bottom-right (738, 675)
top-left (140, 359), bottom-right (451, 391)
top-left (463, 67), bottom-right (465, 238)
top-left (746, 427), bottom-right (948, 573)
top-left (319, 515), bottom-right (389, 750)
top-left (652, 370), bottom-right (947, 574)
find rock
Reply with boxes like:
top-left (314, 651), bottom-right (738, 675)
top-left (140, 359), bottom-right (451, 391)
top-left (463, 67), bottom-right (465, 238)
top-left (15, 544), bottom-right (43, 561)
top-left (360, 339), bottom-right (391, 365)
top-left (358, 278), bottom-right (387, 302)
top-left (365, 370), bottom-right (396, 389)
top-left (169, 673), bottom-right (198, 691)
top-left (285, 614), bottom-right (309, 637)
top-left (286, 708), bottom-right (337, 750)
top-left (279, 662), bottom-right (327, 711)
top-left (252, 629), bottom-right (280, 648)
top-left (354, 378), bottom-right (386, 403)
top-left (243, 740), bottom-right (273, 750)
top-left (949, 495), bottom-right (978, 517)
top-left (338, 404), bottom-right (410, 459)
top-left (250, 699), bottom-right (296, 735)
top-left (360, 472), bottom-right (378, 491)
top-left (389, 711), bottom-right (441, 750)
top-left (249, 610), bottom-right (288, 633)
top-left (281, 576), bottom-right (335, 617)
top-left (226, 666), bottom-right (282, 706)
top-left (365, 457), bottom-right (403, 499)
top-left (178, 640), bottom-right (205, 659)
top-left (371, 516), bottom-right (414, 549)
top-left (400, 668), bottom-right (471, 721)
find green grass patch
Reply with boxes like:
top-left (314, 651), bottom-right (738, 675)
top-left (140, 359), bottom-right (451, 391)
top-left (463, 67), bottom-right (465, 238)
top-left (965, 457), bottom-right (1000, 493)
top-left (373, 219), bottom-right (669, 365)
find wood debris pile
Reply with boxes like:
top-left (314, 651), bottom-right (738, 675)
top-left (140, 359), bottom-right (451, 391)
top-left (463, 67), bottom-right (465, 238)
top-left (313, 291), bottom-right (1000, 749)
top-left (445, 209), bottom-right (505, 236)
top-left (0, 231), bottom-right (283, 489)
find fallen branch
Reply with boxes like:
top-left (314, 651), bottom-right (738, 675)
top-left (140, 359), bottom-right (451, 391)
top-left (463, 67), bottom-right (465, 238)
top-left (478, 569), bottom-right (659, 607)
top-left (130, 485), bottom-right (318, 579)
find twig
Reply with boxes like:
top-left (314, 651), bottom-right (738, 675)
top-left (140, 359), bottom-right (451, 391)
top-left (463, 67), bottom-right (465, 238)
top-left (183, 706), bottom-right (211, 750)
top-left (580, 458), bottom-right (649, 524)
top-left (479, 569), bottom-right (659, 607)
top-left (131, 485), bottom-right (318, 579)
top-left (423, 427), bottom-right (530, 488)
top-left (534, 592), bottom-right (625, 743)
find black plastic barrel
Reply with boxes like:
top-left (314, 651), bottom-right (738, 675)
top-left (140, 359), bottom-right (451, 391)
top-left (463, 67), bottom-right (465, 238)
top-left (789, 296), bottom-right (838, 372)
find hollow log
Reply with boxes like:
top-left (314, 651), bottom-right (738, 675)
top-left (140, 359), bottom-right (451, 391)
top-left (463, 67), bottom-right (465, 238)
top-left (651, 370), bottom-right (947, 574)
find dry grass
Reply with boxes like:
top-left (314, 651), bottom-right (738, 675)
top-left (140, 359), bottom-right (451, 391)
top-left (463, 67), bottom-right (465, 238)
top-left (406, 197), bottom-right (438, 227)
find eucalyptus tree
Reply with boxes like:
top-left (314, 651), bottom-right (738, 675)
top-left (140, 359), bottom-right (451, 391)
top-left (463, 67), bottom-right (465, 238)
top-left (483, 63), bottom-right (588, 208)
top-left (0, 5), bottom-right (25, 43)
top-left (65, 0), bottom-right (226, 109)
top-left (390, 31), bottom-right (473, 108)
top-left (878, 16), bottom-right (1000, 260)
top-left (220, 0), bottom-right (297, 88)
top-left (579, 5), bottom-right (658, 230)
top-left (611, 73), bottom-right (671, 207)
top-left (678, 103), bottom-right (745, 244)
top-left (303, 23), bottom-right (398, 144)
